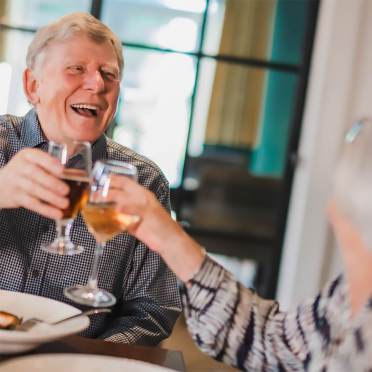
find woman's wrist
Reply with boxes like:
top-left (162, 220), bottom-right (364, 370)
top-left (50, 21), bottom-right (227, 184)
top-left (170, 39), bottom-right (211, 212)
top-left (133, 197), bottom-right (207, 282)
top-left (156, 226), bottom-right (206, 282)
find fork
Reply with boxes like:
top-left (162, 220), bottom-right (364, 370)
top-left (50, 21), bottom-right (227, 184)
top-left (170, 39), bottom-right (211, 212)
top-left (15, 308), bottom-right (111, 331)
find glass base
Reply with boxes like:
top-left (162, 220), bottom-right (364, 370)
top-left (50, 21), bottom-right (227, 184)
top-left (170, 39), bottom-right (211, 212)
top-left (64, 285), bottom-right (116, 307)
top-left (41, 238), bottom-right (84, 256)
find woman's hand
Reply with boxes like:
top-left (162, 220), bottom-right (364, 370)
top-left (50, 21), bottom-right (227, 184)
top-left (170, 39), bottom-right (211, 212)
top-left (109, 176), bottom-right (205, 282)
top-left (328, 200), bottom-right (372, 316)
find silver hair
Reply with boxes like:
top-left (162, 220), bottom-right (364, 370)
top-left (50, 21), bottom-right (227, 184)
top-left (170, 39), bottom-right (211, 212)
top-left (26, 12), bottom-right (124, 75)
top-left (333, 119), bottom-right (372, 247)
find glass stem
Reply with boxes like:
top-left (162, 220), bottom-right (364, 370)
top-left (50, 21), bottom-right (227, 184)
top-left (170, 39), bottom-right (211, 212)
top-left (56, 219), bottom-right (73, 241)
top-left (87, 241), bottom-right (106, 290)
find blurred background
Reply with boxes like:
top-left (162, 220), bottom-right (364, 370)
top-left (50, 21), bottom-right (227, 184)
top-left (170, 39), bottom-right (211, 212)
top-left (0, 0), bottom-right (317, 297)
top-left (1, 0), bottom-right (371, 370)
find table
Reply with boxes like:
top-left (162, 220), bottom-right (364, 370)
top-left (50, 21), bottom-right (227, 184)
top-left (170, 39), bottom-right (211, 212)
top-left (0, 336), bottom-right (185, 371)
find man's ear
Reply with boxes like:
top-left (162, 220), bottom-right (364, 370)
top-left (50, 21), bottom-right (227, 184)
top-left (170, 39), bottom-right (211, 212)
top-left (23, 68), bottom-right (40, 105)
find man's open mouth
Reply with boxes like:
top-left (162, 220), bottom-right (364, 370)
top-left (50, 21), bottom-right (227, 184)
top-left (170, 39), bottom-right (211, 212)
top-left (71, 104), bottom-right (99, 117)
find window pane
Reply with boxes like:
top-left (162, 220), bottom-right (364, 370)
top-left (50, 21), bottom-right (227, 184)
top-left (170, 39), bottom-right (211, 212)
top-left (2, 0), bottom-right (91, 28)
top-left (203, 0), bottom-right (309, 65)
top-left (112, 47), bottom-right (196, 187)
top-left (102, 0), bottom-right (206, 52)
top-left (182, 59), bottom-right (298, 234)
top-left (190, 58), bottom-right (299, 177)
top-left (0, 30), bottom-right (32, 115)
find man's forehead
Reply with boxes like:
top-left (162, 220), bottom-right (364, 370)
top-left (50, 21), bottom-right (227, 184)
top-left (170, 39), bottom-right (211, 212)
top-left (37, 35), bottom-right (119, 67)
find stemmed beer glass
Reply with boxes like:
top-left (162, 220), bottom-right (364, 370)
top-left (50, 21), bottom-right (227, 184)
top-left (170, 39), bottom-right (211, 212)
top-left (41, 141), bottom-right (92, 255)
top-left (64, 160), bottom-right (140, 307)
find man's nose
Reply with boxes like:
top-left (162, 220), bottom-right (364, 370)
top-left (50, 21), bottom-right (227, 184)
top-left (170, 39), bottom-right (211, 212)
top-left (83, 70), bottom-right (105, 93)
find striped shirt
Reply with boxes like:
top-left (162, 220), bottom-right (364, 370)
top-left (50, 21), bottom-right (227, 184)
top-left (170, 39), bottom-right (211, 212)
top-left (182, 255), bottom-right (372, 371)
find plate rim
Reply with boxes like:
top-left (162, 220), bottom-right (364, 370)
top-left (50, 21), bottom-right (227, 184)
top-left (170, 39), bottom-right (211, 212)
top-left (0, 289), bottom-right (89, 343)
top-left (0, 353), bottom-right (177, 371)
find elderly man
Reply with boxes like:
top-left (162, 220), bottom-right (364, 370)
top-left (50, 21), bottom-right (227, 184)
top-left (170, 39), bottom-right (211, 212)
top-left (0, 12), bottom-right (181, 345)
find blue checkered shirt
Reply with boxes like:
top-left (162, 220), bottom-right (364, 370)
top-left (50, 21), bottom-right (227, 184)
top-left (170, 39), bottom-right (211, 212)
top-left (0, 109), bottom-right (181, 345)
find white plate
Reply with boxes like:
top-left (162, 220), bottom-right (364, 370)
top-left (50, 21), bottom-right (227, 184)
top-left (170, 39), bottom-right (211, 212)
top-left (0, 290), bottom-right (89, 353)
top-left (0, 354), bottom-right (177, 371)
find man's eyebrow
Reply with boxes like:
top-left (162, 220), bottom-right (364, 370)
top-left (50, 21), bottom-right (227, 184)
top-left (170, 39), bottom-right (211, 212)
top-left (102, 64), bottom-right (119, 72)
top-left (64, 60), bottom-right (86, 66)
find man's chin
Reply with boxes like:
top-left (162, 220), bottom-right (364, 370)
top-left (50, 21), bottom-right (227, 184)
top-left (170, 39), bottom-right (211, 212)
top-left (65, 124), bottom-right (105, 143)
top-left (68, 134), bottom-right (100, 143)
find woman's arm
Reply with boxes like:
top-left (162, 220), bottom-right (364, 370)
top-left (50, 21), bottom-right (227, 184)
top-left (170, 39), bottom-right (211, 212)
top-left (110, 177), bottom-right (354, 370)
top-left (182, 255), bottom-right (350, 371)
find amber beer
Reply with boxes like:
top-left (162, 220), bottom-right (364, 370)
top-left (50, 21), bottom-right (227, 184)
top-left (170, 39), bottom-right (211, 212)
top-left (61, 169), bottom-right (90, 219)
top-left (82, 202), bottom-right (140, 243)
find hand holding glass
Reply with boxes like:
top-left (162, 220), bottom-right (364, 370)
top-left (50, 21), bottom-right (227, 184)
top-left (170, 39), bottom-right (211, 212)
top-left (64, 160), bottom-right (140, 307)
top-left (41, 141), bottom-right (91, 255)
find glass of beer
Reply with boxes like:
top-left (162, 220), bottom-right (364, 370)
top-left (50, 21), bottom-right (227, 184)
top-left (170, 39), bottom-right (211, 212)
top-left (41, 141), bottom-right (92, 255)
top-left (64, 160), bottom-right (139, 307)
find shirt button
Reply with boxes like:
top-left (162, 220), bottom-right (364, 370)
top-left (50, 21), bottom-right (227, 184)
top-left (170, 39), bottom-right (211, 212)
top-left (31, 269), bottom-right (40, 278)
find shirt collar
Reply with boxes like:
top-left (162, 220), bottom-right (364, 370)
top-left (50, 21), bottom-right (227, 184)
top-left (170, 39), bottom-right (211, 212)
top-left (20, 109), bottom-right (47, 149)
top-left (19, 108), bottom-right (107, 162)
top-left (91, 133), bottom-right (107, 164)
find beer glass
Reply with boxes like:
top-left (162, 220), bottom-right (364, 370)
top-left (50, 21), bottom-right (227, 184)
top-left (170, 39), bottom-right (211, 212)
top-left (41, 141), bottom-right (92, 255)
top-left (64, 160), bottom-right (139, 307)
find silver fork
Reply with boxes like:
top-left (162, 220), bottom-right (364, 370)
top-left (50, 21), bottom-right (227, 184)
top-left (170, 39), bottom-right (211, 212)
top-left (15, 308), bottom-right (111, 331)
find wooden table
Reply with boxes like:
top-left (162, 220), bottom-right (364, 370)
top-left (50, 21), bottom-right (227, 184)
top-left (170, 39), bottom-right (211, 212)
top-left (0, 336), bottom-right (185, 371)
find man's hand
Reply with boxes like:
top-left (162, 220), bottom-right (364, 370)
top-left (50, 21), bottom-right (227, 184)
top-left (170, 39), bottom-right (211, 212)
top-left (0, 148), bottom-right (69, 219)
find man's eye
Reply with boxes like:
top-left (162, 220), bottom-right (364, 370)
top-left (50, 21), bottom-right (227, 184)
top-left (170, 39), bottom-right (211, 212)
top-left (102, 70), bottom-right (118, 81)
top-left (68, 66), bottom-right (84, 74)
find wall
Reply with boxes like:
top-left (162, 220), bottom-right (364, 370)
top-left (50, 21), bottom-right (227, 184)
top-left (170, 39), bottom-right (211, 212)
top-left (277, 0), bottom-right (371, 308)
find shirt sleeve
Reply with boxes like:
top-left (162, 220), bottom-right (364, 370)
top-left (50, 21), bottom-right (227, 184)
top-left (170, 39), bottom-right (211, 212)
top-left (99, 177), bottom-right (182, 345)
top-left (315, 298), bottom-right (372, 371)
top-left (182, 255), bottom-right (351, 371)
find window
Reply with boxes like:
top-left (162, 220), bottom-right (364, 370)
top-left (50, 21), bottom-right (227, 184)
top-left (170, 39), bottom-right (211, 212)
top-left (2, 0), bottom-right (91, 28)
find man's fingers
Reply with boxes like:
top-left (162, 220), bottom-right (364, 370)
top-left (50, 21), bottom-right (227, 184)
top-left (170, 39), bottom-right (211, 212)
top-left (21, 149), bottom-right (64, 177)
top-left (21, 163), bottom-right (69, 196)
top-left (0, 148), bottom-right (69, 215)
top-left (19, 177), bottom-right (69, 209)
top-left (17, 193), bottom-right (63, 220)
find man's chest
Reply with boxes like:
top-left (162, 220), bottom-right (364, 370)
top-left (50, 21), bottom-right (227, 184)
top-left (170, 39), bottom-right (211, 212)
top-left (0, 209), bottom-right (136, 302)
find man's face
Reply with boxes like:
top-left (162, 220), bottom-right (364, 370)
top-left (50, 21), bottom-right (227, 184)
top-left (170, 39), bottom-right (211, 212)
top-left (27, 35), bottom-right (121, 143)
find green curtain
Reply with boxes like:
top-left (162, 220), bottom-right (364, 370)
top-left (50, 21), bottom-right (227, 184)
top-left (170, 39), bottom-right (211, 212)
top-left (250, 0), bottom-right (308, 177)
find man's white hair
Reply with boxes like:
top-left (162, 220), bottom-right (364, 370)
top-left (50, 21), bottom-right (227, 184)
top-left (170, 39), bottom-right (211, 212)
top-left (333, 119), bottom-right (372, 248)
top-left (26, 12), bottom-right (124, 75)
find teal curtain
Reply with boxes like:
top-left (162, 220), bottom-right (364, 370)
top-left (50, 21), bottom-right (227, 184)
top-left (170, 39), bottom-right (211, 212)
top-left (250, 0), bottom-right (307, 177)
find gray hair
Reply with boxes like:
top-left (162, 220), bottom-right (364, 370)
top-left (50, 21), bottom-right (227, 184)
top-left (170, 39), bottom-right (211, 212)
top-left (26, 12), bottom-right (124, 75)
top-left (333, 119), bottom-right (372, 247)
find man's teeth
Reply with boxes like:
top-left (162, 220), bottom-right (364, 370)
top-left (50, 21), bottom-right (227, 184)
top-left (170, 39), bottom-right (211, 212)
top-left (71, 104), bottom-right (98, 110)
top-left (71, 104), bottom-right (99, 117)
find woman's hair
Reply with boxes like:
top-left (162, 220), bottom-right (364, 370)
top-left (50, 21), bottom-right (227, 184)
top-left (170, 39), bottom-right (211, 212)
top-left (333, 119), bottom-right (372, 247)
top-left (26, 12), bottom-right (124, 75)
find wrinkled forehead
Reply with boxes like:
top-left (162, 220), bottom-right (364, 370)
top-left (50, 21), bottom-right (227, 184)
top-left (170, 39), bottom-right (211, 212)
top-left (33, 34), bottom-right (121, 73)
